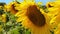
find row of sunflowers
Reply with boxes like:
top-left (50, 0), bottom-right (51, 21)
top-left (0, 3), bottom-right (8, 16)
top-left (0, 0), bottom-right (60, 34)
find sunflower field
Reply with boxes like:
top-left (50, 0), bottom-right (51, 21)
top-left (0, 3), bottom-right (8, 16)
top-left (0, 0), bottom-right (60, 34)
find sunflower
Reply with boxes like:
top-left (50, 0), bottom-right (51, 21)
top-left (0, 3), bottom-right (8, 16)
top-left (46, 0), bottom-right (60, 34)
top-left (7, 1), bottom-right (19, 14)
top-left (46, 2), bottom-right (59, 18)
top-left (15, 1), bottom-right (52, 34)
top-left (2, 14), bottom-right (7, 23)
top-left (0, 5), bottom-right (6, 23)
top-left (46, 0), bottom-right (60, 25)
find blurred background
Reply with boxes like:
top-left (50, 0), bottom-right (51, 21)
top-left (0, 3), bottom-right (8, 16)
top-left (0, 0), bottom-right (53, 5)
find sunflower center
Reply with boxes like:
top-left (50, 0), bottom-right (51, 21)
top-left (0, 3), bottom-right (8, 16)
top-left (26, 5), bottom-right (46, 27)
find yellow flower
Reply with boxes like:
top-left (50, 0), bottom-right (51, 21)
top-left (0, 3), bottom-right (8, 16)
top-left (46, 1), bottom-right (60, 34)
top-left (46, 0), bottom-right (60, 24)
top-left (22, 5), bottom-right (51, 34)
top-left (2, 14), bottom-right (6, 23)
top-left (15, 1), bottom-right (52, 34)
top-left (46, 2), bottom-right (60, 18)
top-left (7, 1), bottom-right (19, 14)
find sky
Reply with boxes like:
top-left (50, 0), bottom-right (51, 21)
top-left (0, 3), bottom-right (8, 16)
top-left (0, 0), bottom-right (53, 5)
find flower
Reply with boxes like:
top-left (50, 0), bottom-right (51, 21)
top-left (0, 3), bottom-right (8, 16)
top-left (22, 5), bottom-right (51, 34)
top-left (2, 14), bottom-right (6, 23)
top-left (46, 2), bottom-right (60, 19)
top-left (15, 1), bottom-right (52, 34)
top-left (7, 1), bottom-right (19, 14)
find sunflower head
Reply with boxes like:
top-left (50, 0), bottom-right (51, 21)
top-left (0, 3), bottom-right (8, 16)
top-left (26, 5), bottom-right (46, 27)
top-left (16, 1), bottom-right (50, 27)
top-left (7, 2), bottom-right (19, 14)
